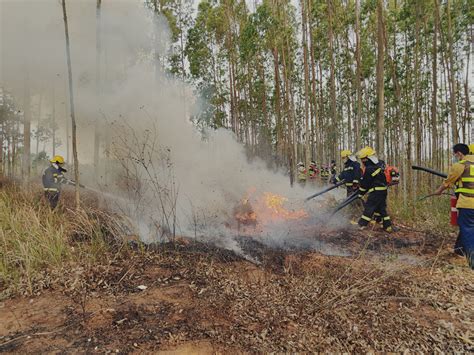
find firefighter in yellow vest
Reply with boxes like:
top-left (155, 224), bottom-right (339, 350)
top-left (297, 162), bottom-right (307, 186)
top-left (433, 143), bottom-right (474, 269)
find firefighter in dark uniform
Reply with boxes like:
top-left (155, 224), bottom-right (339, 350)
top-left (356, 147), bottom-right (393, 232)
top-left (42, 155), bottom-right (75, 209)
top-left (335, 150), bottom-right (361, 197)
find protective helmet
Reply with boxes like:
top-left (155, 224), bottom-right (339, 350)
top-left (50, 155), bottom-right (65, 164)
top-left (340, 150), bottom-right (352, 158)
top-left (357, 146), bottom-right (376, 159)
top-left (469, 143), bottom-right (474, 154)
top-left (297, 161), bottom-right (304, 167)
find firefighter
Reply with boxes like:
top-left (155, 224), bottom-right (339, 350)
top-left (335, 150), bottom-right (361, 197)
top-left (356, 147), bottom-right (393, 232)
top-left (308, 160), bottom-right (318, 182)
top-left (320, 165), bottom-right (330, 183)
top-left (433, 143), bottom-right (474, 269)
top-left (42, 155), bottom-right (75, 209)
top-left (297, 162), bottom-right (307, 186)
top-left (329, 160), bottom-right (337, 184)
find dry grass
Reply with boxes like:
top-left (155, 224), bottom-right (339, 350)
top-left (0, 182), bottom-right (129, 296)
top-left (389, 188), bottom-right (453, 234)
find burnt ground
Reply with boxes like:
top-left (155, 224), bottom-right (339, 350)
top-left (1, 226), bottom-right (473, 353)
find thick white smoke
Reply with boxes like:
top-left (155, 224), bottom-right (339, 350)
top-left (1, 0), bottom-right (348, 253)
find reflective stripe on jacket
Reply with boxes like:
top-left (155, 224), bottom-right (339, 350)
top-left (455, 160), bottom-right (474, 197)
top-left (42, 165), bottom-right (67, 191)
top-left (359, 160), bottom-right (387, 195)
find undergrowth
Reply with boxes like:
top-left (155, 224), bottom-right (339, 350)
top-left (0, 182), bottom-right (131, 296)
top-left (388, 187), bottom-right (454, 234)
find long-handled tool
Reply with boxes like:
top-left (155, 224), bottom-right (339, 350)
top-left (305, 180), bottom-right (346, 201)
top-left (331, 190), bottom-right (360, 215)
top-left (411, 165), bottom-right (458, 225)
top-left (66, 179), bottom-right (86, 189)
top-left (411, 165), bottom-right (447, 179)
top-left (332, 182), bottom-right (399, 215)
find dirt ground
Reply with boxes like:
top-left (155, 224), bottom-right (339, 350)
top-left (1, 226), bottom-right (473, 353)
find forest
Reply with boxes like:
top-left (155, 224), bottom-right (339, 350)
top-left (0, 0), bottom-right (473, 353)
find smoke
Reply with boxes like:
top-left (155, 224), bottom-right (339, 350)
top-left (1, 0), bottom-right (349, 254)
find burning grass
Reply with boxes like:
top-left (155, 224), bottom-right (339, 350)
top-left (234, 189), bottom-right (308, 226)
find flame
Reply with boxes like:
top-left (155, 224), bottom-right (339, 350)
top-left (234, 198), bottom-right (258, 225)
top-left (234, 190), bottom-right (308, 226)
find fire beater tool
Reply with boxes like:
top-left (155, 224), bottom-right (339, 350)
top-left (305, 180), bottom-right (346, 201)
top-left (331, 182), bottom-right (398, 216)
top-left (411, 165), bottom-right (458, 225)
top-left (411, 165), bottom-right (447, 179)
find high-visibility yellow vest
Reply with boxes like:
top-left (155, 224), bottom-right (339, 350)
top-left (455, 160), bottom-right (474, 197)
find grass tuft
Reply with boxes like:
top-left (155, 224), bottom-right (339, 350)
top-left (0, 182), bottom-right (129, 295)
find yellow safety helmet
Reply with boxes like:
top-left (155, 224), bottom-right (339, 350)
top-left (357, 146), bottom-right (376, 159)
top-left (50, 155), bottom-right (65, 164)
top-left (340, 150), bottom-right (352, 158)
top-left (469, 143), bottom-right (474, 155)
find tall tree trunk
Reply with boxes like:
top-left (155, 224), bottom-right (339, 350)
top-left (273, 48), bottom-right (283, 158)
top-left (62, 0), bottom-right (80, 208)
top-left (446, 0), bottom-right (458, 144)
top-left (22, 74), bottom-right (31, 182)
top-left (308, 2), bottom-right (321, 161)
top-left (327, 0), bottom-right (337, 160)
top-left (301, 0), bottom-right (311, 168)
top-left (94, 0), bottom-right (102, 177)
top-left (463, 26), bottom-right (471, 142)
top-left (431, 0), bottom-right (439, 169)
top-left (375, 0), bottom-right (385, 156)
top-left (355, 0), bottom-right (362, 150)
top-left (413, 2), bottom-right (421, 193)
top-left (52, 87), bottom-right (56, 156)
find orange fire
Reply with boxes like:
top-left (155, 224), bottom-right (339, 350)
top-left (234, 190), bottom-right (308, 226)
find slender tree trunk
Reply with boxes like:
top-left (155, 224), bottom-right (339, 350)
top-left (463, 26), bottom-right (471, 142)
top-left (36, 93), bottom-right (44, 157)
top-left (273, 48), bottom-right (283, 158)
top-left (327, 0), bottom-right (337, 160)
top-left (52, 87), bottom-right (56, 156)
top-left (22, 74), bottom-right (31, 182)
top-left (308, 2), bottom-right (321, 161)
top-left (62, 0), bottom-right (80, 208)
top-left (301, 0), bottom-right (311, 168)
top-left (375, 0), bottom-right (385, 156)
top-left (431, 0), bottom-right (439, 169)
top-left (355, 0), bottom-right (362, 150)
top-left (414, 2), bottom-right (421, 191)
top-left (94, 0), bottom-right (102, 177)
top-left (446, 0), bottom-right (458, 144)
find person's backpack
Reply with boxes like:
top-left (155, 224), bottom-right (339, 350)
top-left (385, 165), bottom-right (400, 185)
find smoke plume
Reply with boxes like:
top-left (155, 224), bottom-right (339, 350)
top-left (1, 0), bottom-right (348, 254)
